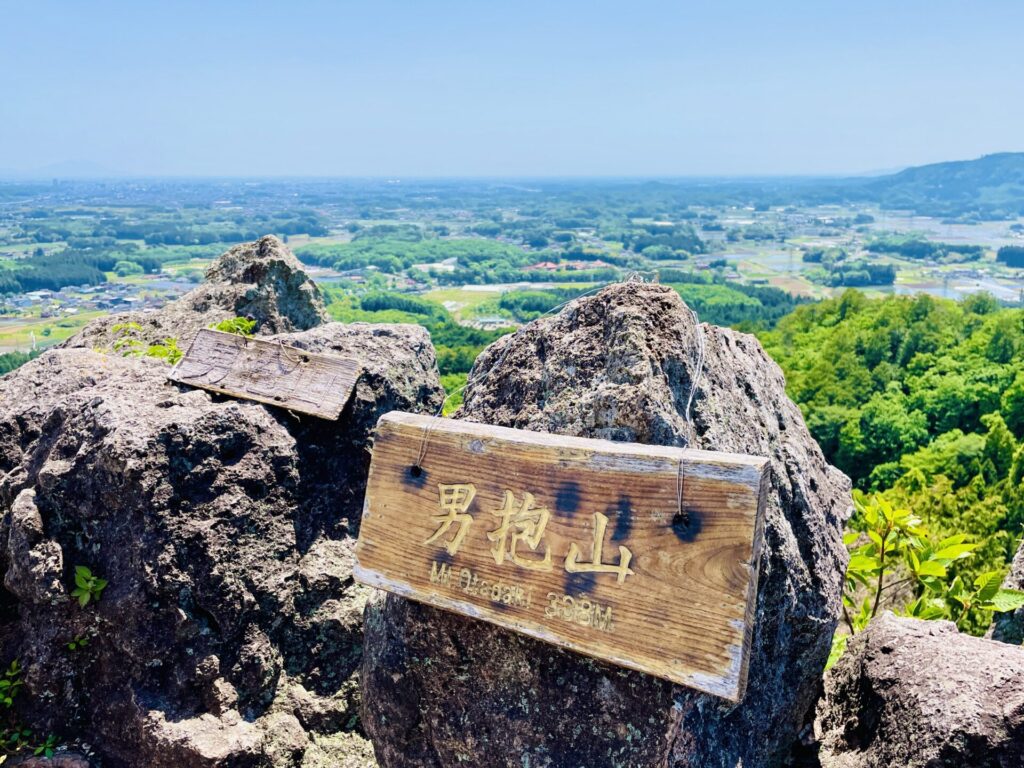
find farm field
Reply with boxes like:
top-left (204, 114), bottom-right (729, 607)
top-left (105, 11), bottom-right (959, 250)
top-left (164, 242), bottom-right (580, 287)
top-left (0, 309), bottom-right (106, 353)
top-left (0, 174), bottom-right (1021, 362)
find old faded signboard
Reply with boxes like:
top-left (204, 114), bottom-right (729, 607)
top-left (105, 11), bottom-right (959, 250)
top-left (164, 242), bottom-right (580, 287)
top-left (170, 329), bottom-right (360, 419)
top-left (354, 411), bottom-right (770, 701)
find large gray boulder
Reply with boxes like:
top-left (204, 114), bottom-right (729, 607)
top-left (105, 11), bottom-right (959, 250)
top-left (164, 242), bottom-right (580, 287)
top-left (990, 542), bottom-right (1024, 645)
top-left (0, 249), bottom-right (442, 766)
top-left (360, 283), bottom-right (852, 768)
top-left (62, 235), bottom-right (329, 351)
top-left (817, 611), bottom-right (1024, 767)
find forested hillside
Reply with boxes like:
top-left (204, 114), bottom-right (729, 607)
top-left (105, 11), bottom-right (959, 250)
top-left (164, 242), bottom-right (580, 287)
top-left (760, 291), bottom-right (1024, 623)
top-left (860, 152), bottom-right (1024, 219)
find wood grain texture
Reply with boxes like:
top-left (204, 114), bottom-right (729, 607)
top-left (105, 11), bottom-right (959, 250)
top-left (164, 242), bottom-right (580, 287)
top-left (354, 411), bottom-right (769, 701)
top-left (169, 329), bottom-right (360, 419)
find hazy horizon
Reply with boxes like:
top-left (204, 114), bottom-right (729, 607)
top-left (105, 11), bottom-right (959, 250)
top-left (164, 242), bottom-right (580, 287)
top-left (3, 0), bottom-right (1023, 178)
top-left (0, 169), bottom-right (911, 182)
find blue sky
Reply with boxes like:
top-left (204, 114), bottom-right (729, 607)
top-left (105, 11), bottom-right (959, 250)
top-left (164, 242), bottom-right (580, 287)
top-left (1, 0), bottom-right (1022, 177)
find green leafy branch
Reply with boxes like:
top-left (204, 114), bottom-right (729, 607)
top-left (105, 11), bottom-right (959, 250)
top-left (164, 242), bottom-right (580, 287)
top-left (830, 496), bottom-right (1024, 667)
top-left (1, 729), bottom-right (56, 760)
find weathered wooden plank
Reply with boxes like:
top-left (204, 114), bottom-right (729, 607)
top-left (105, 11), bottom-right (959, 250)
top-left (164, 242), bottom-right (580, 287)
top-left (354, 411), bottom-right (770, 702)
top-left (169, 329), bottom-right (360, 419)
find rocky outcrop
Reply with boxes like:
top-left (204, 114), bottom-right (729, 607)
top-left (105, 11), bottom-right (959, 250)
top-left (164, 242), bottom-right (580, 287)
top-left (990, 542), bottom-right (1024, 645)
top-left (817, 611), bottom-right (1024, 767)
top-left (62, 235), bottom-right (328, 351)
top-left (0, 238), bottom-right (443, 767)
top-left (360, 282), bottom-right (852, 768)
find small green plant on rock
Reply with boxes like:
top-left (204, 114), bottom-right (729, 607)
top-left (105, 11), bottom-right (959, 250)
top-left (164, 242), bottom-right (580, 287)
top-left (32, 734), bottom-right (57, 758)
top-left (210, 316), bottom-right (256, 336)
top-left (0, 662), bottom-right (21, 709)
top-left (112, 321), bottom-right (145, 356)
top-left (66, 634), bottom-right (89, 652)
top-left (1, 727), bottom-right (33, 756)
top-left (2, 729), bottom-right (57, 760)
top-left (829, 496), bottom-right (1024, 667)
top-left (112, 322), bottom-right (182, 365)
top-left (71, 566), bottom-right (108, 607)
top-left (144, 336), bottom-right (183, 364)
top-left (1, 658), bottom-right (60, 760)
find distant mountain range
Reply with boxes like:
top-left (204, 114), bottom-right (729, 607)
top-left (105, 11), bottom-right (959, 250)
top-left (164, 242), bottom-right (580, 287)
top-left (656, 152), bottom-right (1024, 220)
top-left (853, 152), bottom-right (1024, 218)
top-left (2, 152), bottom-right (1022, 220)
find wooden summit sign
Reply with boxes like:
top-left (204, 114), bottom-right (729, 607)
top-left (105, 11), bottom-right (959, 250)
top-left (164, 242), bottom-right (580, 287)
top-left (354, 411), bottom-right (769, 702)
top-left (170, 329), bottom-right (360, 419)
